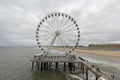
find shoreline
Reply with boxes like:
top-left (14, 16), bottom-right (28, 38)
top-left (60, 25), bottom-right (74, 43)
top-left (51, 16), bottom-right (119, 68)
top-left (54, 47), bottom-right (120, 59)
top-left (75, 49), bottom-right (120, 59)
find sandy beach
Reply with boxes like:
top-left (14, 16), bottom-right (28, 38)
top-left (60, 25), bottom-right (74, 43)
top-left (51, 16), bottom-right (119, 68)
top-left (75, 49), bottom-right (120, 58)
top-left (55, 47), bottom-right (120, 58)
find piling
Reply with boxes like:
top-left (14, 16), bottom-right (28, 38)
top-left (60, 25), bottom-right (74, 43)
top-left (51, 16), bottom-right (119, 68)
top-left (41, 62), bottom-right (43, 71)
top-left (55, 62), bottom-right (58, 70)
top-left (64, 62), bottom-right (66, 71)
top-left (86, 68), bottom-right (88, 80)
top-left (32, 61), bottom-right (34, 70)
top-left (73, 62), bottom-right (75, 71)
top-left (69, 63), bottom-right (72, 71)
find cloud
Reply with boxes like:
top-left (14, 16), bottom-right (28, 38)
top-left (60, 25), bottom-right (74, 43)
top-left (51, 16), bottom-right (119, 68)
top-left (0, 0), bottom-right (120, 46)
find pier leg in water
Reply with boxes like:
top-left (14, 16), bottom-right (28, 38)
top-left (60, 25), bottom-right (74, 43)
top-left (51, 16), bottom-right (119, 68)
top-left (96, 76), bottom-right (98, 80)
top-left (32, 61), bottom-right (34, 70)
top-left (83, 65), bottom-right (84, 73)
top-left (81, 63), bottom-right (84, 73)
top-left (48, 62), bottom-right (51, 69)
top-left (46, 62), bottom-right (48, 70)
top-left (80, 63), bottom-right (82, 70)
top-left (69, 63), bottom-right (72, 71)
top-left (55, 62), bottom-right (58, 70)
top-left (86, 68), bottom-right (88, 80)
top-left (37, 61), bottom-right (40, 70)
top-left (41, 62), bottom-right (43, 71)
top-left (73, 62), bottom-right (75, 71)
top-left (78, 63), bottom-right (80, 68)
top-left (44, 62), bottom-right (47, 70)
top-left (64, 62), bottom-right (66, 71)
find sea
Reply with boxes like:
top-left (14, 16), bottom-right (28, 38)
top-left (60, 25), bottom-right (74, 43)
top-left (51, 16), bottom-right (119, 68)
top-left (0, 47), bottom-right (120, 80)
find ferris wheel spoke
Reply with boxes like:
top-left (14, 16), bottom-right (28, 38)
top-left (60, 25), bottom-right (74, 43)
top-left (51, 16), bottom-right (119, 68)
top-left (50, 17), bottom-right (57, 29)
top-left (41, 24), bottom-right (53, 31)
top-left (63, 23), bottom-right (74, 30)
top-left (46, 21), bottom-right (55, 30)
top-left (64, 28), bottom-right (77, 32)
top-left (40, 26), bottom-right (53, 32)
top-left (62, 34), bottom-right (77, 42)
top-left (39, 35), bottom-right (53, 44)
top-left (63, 36), bottom-right (76, 44)
top-left (39, 33), bottom-right (52, 37)
top-left (62, 19), bottom-right (70, 28)
top-left (57, 16), bottom-right (59, 28)
top-left (59, 36), bottom-right (67, 53)
top-left (60, 35), bottom-right (74, 51)
top-left (59, 17), bottom-right (64, 27)
top-left (56, 37), bottom-right (59, 48)
top-left (63, 30), bottom-right (78, 34)
top-left (39, 29), bottom-right (52, 33)
top-left (63, 33), bottom-right (78, 38)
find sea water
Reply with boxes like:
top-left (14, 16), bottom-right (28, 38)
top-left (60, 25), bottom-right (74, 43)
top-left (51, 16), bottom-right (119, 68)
top-left (0, 47), bottom-right (120, 80)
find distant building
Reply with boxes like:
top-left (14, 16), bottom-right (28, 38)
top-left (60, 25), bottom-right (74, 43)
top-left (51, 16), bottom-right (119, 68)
top-left (89, 44), bottom-right (120, 50)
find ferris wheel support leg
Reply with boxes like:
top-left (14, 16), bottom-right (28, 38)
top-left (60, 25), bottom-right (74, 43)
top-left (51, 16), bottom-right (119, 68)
top-left (45, 30), bottom-right (60, 55)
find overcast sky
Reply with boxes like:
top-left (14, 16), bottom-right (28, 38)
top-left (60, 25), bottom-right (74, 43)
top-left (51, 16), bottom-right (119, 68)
top-left (0, 0), bottom-right (120, 46)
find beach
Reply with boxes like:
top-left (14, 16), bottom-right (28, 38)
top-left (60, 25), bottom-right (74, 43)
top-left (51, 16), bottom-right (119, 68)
top-left (75, 49), bottom-right (120, 58)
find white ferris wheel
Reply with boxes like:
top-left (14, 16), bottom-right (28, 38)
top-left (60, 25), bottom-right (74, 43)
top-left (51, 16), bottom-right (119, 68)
top-left (36, 12), bottom-right (80, 56)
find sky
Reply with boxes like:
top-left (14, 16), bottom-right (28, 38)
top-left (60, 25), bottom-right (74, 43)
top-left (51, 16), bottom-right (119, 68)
top-left (0, 0), bottom-right (120, 46)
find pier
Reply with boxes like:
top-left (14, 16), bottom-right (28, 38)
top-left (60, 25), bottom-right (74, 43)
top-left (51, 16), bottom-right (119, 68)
top-left (31, 54), bottom-right (114, 80)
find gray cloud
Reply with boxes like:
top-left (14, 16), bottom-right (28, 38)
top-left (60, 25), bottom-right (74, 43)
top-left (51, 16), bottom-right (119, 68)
top-left (0, 0), bottom-right (120, 46)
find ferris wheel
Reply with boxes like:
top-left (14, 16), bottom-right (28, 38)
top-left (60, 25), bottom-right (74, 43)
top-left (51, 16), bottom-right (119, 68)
top-left (36, 12), bottom-right (80, 55)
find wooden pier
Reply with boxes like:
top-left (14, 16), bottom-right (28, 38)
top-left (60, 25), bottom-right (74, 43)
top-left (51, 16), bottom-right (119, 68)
top-left (31, 54), bottom-right (114, 80)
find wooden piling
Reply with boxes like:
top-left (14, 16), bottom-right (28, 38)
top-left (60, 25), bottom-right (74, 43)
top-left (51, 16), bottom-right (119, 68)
top-left (73, 62), bottom-right (75, 71)
top-left (47, 62), bottom-right (49, 69)
top-left (44, 62), bottom-right (47, 70)
top-left (86, 68), bottom-right (88, 80)
top-left (55, 62), bottom-right (58, 70)
top-left (64, 62), bottom-right (66, 71)
top-left (96, 76), bottom-right (98, 80)
top-left (41, 62), bottom-right (43, 71)
top-left (32, 61), bottom-right (34, 70)
top-left (37, 62), bottom-right (40, 70)
top-left (69, 63), bottom-right (72, 71)
top-left (80, 63), bottom-right (82, 70)
top-left (49, 62), bottom-right (51, 69)
top-left (83, 65), bottom-right (84, 73)
top-left (78, 63), bottom-right (80, 68)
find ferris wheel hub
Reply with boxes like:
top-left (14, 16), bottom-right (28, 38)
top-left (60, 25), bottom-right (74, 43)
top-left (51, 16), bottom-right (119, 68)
top-left (55, 30), bottom-right (60, 36)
